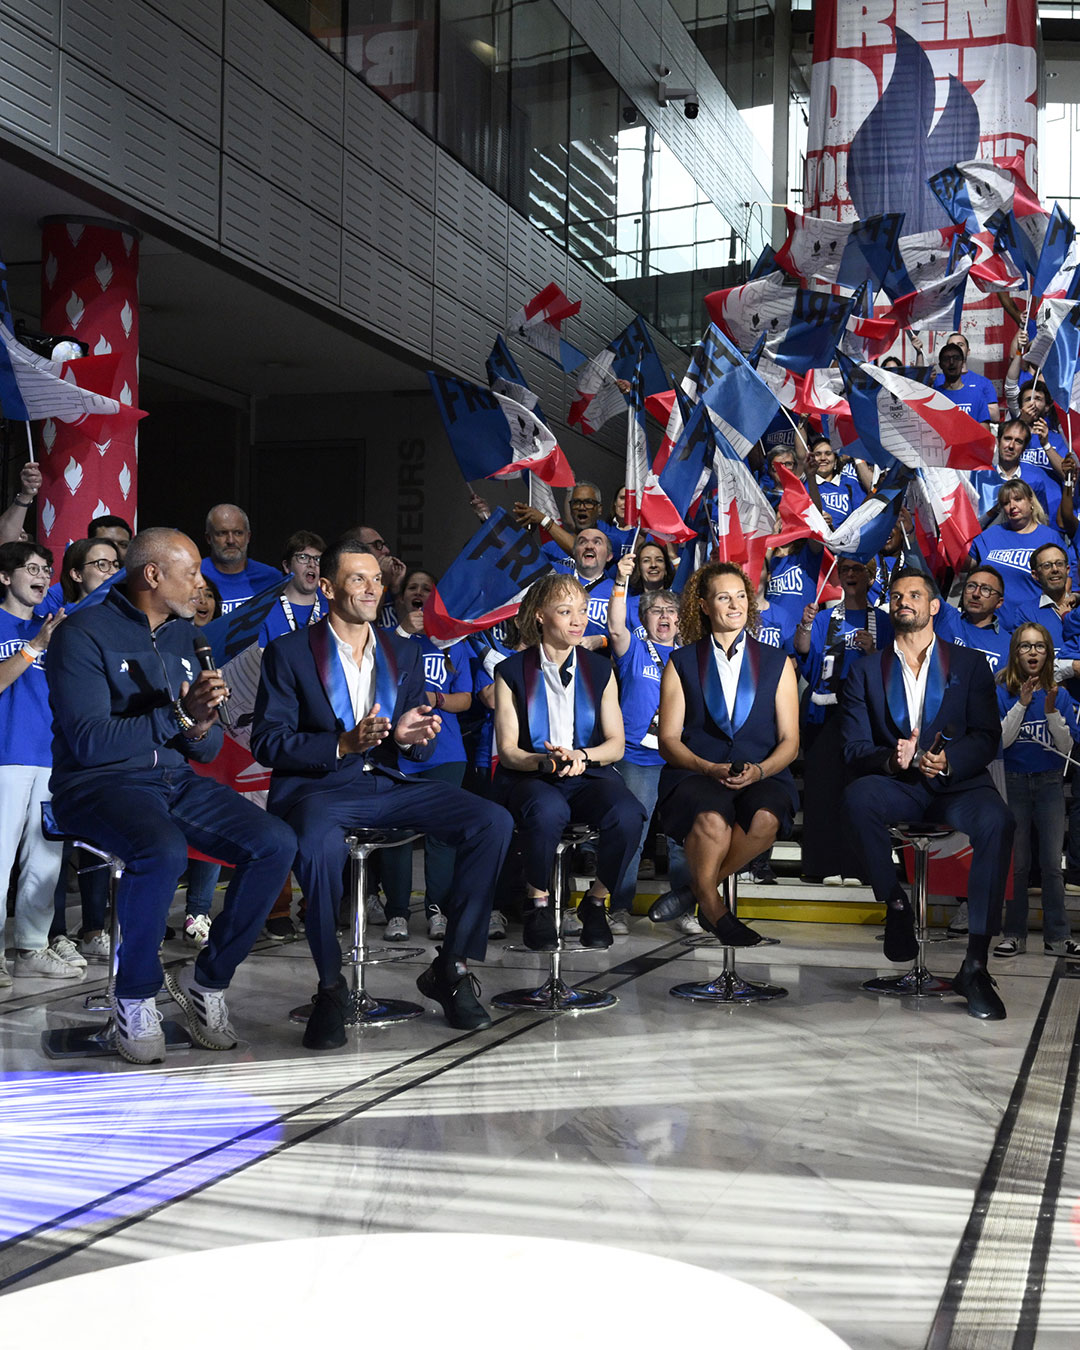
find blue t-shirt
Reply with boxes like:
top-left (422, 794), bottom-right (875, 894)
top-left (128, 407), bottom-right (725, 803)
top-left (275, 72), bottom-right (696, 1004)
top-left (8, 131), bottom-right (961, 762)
top-left (547, 569), bottom-right (615, 637)
top-left (258, 595), bottom-right (326, 646)
top-left (934, 605), bottom-right (1011, 677)
top-left (754, 602), bottom-right (799, 657)
top-left (614, 632), bottom-right (674, 767)
top-left (933, 371), bottom-right (992, 422)
top-left (799, 604), bottom-right (893, 724)
top-left (200, 558), bottom-right (283, 615)
top-left (969, 523), bottom-right (1069, 617)
top-left (597, 519), bottom-right (637, 559)
top-left (816, 475), bottom-right (865, 527)
top-left (765, 544), bottom-right (826, 630)
top-left (398, 635), bottom-right (471, 771)
top-left (35, 581), bottom-right (65, 618)
top-left (970, 466), bottom-right (1054, 523)
top-left (1021, 427), bottom-right (1067, 475)
top-left (997, 685), bottom-right (1080, 774)
top-left (0, 610), bottom-right (52, 766)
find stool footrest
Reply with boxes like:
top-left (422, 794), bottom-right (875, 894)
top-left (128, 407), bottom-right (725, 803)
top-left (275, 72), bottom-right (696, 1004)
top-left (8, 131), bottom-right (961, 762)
top-left (40, 1018), bottom-right (192, 1059)
top-left (862, 968), bottom-right (953, 998)
top-left (492, 976), bottom-right (617, 1014)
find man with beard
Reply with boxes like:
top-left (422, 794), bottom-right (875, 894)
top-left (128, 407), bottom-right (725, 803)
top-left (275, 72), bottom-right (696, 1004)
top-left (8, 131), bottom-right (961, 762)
top-left (840, 568), bottom-right (1014, 1020)
top-left (551, 528), bottom-right (615, 640)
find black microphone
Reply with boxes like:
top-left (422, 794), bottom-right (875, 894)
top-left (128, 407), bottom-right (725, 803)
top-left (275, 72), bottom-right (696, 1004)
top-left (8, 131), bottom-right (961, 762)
top-left (192, 634), bottom-right (232, 728)
top-left (729, 761), bottom-right (746, 777)
top-left (928, 723), bottom-right (956, 756)
top-left (537, 756), bottom-right (560, 776)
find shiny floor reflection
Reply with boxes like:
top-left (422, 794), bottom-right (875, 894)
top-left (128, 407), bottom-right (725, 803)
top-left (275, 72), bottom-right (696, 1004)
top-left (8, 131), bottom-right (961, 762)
top-left (1, 916), bottom-right (1078, 1347)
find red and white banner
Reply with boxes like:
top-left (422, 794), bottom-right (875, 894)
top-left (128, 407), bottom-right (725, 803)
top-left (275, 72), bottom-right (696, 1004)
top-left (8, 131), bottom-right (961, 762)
top-left (38, 220), bottom-right (139, 552)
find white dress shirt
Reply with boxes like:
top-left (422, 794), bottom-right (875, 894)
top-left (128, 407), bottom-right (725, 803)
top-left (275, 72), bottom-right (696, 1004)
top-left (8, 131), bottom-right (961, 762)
top-left (332, 622), bottom-right (377, 765)
top-left (896, 635), bottom-right (934, 736)
top-left (711, 631), bottom-right (746, 720)
top-left (539, 645), bottom-right (576, 748)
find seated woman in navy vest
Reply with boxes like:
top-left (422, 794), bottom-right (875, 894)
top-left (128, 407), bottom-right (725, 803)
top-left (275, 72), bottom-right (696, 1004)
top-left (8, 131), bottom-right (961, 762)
top-left (494, 575), bottom-right (647, 953)
top-left (652, 562), bottom-right (799, 944)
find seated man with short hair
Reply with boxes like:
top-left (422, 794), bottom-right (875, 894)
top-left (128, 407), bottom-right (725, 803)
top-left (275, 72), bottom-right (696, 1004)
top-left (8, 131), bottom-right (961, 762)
top-left (252, 539), bottom-right (514, 1050)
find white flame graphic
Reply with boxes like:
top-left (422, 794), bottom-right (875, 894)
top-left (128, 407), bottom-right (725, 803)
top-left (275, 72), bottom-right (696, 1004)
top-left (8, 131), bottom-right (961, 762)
top-left (119, 382), bottom-right (132, 405)
top-left (118, 464), bottom-right (131, 499)
top-left (65, 291), bottom-right (84, 329)
top-left (93, 498), bottom-right (109, 518)
top-left (41, 420), bottom-right (56, 452)
top-left (122, 232), bottom-right (134, 256)
top-left (65, 223), bottom-right (84, 246)
top-left (94, 253), bottom-right (114, 291)
top-left (63, 457), bottom-right (83, 495)
top-left (120, 300), bottom-right (133, 338)
top-left (41, 499), bottom-right (55, 535)
top-left (93, 334), bottom-right (112, 355)
top-left (95, 438), bottom-right (111, 457)
top-left (44, 254), bottom-right (58, 289)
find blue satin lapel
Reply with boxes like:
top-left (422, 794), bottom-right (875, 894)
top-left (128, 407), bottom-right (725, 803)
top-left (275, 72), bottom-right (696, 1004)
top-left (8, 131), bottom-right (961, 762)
top-left (920, 641), bottom-right (949, 736)
top-left (373, 635), bottom-right (399, 720)
top-left (701, 636), bottom-right (758, 737)
top-left (574, 652), bottom-right (598, 747)
top-left (524, 648), bottom-right (551, 750)
top-left (882, 646), bottom-right (910, 737)
top-left (309, 620), bottom-right (352, 729)
top-left (731, 641), bottom-right (759, 735)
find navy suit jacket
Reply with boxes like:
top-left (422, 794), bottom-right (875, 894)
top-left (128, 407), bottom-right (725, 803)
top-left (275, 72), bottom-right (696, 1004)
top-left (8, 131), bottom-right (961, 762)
top-left (251, 619), bottom-right (431, 815)
top-left (840, 639), bottom-right (1000, 793)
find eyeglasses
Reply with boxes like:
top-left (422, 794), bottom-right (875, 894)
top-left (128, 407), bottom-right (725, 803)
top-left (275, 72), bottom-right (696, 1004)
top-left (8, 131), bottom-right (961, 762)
top-left (963, 581), bottom-right (1003, 598)
top-left (18, 563), bottom-right (51, 579)
top-left (1035, 559), bottom-right (1067, 572)
top-left (362, 537), bottom-right (388, 552)
top-left (648, 607), bottom-right (680, 618)
top-left (291, 552), bottom-right (321, 566)
top-left (82, 558), bottom-right (121, 574)
top-left (1017, 642), bottom-right (1048, 652)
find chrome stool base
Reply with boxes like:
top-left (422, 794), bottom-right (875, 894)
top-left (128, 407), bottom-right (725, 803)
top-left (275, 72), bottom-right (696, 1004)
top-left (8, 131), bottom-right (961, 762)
top-left (357, 944), bottom-right (425, 965)
top-left (492, 975), bottom-right (616, 1014)
top-left (671, 970), bottom-right (788, 1003)
top-left (862, 968), bottom-right (952, 998)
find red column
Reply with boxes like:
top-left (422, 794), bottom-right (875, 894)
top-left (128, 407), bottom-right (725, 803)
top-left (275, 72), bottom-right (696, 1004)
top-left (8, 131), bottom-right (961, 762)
top-left (37, 217), bottom-right (140, 552)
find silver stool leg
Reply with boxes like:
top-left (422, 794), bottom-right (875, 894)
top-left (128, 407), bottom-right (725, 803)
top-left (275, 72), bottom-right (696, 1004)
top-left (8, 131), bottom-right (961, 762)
top-left (293, 839), bottom-right (423, 1026)
top-left (493, 836), bottom-right (617, 1014)
top-left (42, 854), bottom-right (191, 1058)
top-left (670, 876), bottom-right (788, 1004)
top-left (863, 841), bottom-right (952, 997)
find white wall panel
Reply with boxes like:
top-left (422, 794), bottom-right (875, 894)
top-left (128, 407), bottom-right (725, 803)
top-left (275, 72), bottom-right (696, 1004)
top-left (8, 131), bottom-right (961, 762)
top-left (341, 237), bottom-right (433, 353)
top-left (342, 154), bottom-right (436, 280)
top-left (0, 10), bottom-right (58, 150)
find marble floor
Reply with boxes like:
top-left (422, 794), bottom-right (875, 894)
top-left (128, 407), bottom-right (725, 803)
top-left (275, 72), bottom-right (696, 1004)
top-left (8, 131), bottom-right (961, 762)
top-left (1, 900), bottom-right (1079, 1349)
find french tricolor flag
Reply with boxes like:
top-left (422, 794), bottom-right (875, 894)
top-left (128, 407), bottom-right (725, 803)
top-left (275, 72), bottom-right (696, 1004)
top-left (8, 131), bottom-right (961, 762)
top-left (506, 284), bottom-right (586, 373)
top-left (429, 373), bottom-right (575, 486)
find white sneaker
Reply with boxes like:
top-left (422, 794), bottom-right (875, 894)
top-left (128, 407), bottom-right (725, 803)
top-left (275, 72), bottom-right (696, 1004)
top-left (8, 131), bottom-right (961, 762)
top-left (675, 913), bottom-right (704, 936)
top-left (561, 905), bottom-right (583, 936)
top-left (608, 910), bottom-right (631, 936)
top-left (114, 996), bottom-right (165, 1064)
top-left (183, 913), bottom-right (212, 949)
top-left (385, 916), bottom-right (409, 941)
top-left (993, 936), bottom-right (1026, 958)
top-left (14, 946), bottom-right (84, 980)
top-left (165, 964), bottom-right (238, 1050)
top-left (947, 901), bottom-right (969, 936)
top-left (366, 896), bottom-right (387, 925)
top-left (487, 910), bottom-right (507, 940)
top-left (50, 934), bottom-right (87, 969)
top-left (427, 909), bottom-right (448, 940)
top-left (823, 875), bottom-right (845, 886)
top-left (0, 956), bottom-right (11, 989)
top-left (81, 931), bottom-right (111, 963)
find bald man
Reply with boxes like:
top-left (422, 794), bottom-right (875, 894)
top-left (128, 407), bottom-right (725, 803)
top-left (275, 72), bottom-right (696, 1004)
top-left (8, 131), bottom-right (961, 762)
top-left (202, 503), bottom-right (282, 614)
top-left (47, 527), bottom-right (296, 1065)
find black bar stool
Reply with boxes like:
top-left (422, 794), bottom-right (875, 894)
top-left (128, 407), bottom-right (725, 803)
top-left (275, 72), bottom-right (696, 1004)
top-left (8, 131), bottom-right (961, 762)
top-left (39, 805), bottom-right (192, 1059)
top-left (290, 828), bottom-right (425, 1028)
top-left (863, 822), bottom-right (954, 998)
top-left (670, 874), bottom-right (787, 1004)
top-left (493, 824), bottom-right (617, 1014)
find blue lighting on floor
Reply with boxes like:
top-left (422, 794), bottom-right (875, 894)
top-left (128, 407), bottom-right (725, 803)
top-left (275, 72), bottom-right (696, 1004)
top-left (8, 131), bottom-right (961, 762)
top-left (0, 1072), bottom-right (282, 1241)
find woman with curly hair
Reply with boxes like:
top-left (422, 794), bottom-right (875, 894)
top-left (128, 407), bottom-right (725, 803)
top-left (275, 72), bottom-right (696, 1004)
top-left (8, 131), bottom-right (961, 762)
top-left (649, 561), bottom-right (799, 944)
top-left (494, 573), bottom-right (646, 952)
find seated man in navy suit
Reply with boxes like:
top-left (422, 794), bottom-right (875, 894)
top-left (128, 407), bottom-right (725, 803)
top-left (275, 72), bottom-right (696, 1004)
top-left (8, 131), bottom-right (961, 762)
top-left (252, 538), bottom-right (514, 1049)
top-left (841, 567), bottom-right (1015, 1020)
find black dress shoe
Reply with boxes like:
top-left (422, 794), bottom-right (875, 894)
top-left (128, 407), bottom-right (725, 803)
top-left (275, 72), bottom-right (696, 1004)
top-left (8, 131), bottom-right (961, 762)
top-left (952, 961), bottom-right (1006, 1020)
top-left (751, 862), bottom-right (777, 885)
top-left (648, 885), bottom-right (695, 923)
top-left (578, 901), bottom-right (613, 949)
top-left (302, 981), bottom-right (348, 1050)
top-left (701, 908), bottom-right (764, 947)
top-left (883, 898), bottom-right (918, 963)
top-left (416, 958), bottom-right (492, 1030)
top-left (523, 907), bottom-right (558, 951)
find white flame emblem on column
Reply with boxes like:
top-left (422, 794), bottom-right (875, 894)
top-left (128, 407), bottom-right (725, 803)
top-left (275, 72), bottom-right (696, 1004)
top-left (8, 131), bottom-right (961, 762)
top-left (119, 382), bottom-right (132, 405)
top-left (118, 464), bottom-right (131, 500)
top-left (44, 254), bottom-right (58, 289)
top-left (41, 499), bottom-right (56, 535)
top-left (120, 301), bottom-right (133, 338)
top-left (94, 254), bottom-right (114, 291)
top-left (93, 335), bottom-right (112, 355)
top-left (65, 223), bottom-right (84, 246)
top-left (65, 291), bottom-right (85, 329)
top-left (41, 421), bottom-right (57, 453)
top-left (95, 438), bottom-right (111, 457)
top-left (63, 457), bottom-right (84, 495)
top-left (93, 498), bottom-right (109, 518)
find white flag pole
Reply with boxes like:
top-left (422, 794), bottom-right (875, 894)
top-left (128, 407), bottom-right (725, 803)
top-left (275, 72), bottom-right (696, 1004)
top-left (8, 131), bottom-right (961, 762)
top-left (24, 422), bottom-right (35, 464)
